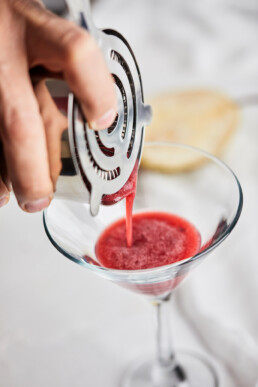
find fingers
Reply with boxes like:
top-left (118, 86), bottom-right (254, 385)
top-left (33, 81), bottom-right (67, 189)
top-left (24, 4), bottom-right (117, 129)
top-left (0, 61), bottom-right (53, 212)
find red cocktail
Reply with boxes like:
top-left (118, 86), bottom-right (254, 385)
top-left (96, 211), bottom-right (201, 295)
top-left (44, 143), bottom-right (243, 387)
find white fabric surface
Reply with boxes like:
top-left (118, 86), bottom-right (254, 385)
top-left (1, 1), bottom-right (258, 386)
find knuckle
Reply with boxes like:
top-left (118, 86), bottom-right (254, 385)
top-left (4, 112), bottom-right (25, 143)
top-left (2, 109), bottom-right (37, 144)
top-left (12, 0), bottom-right (44, 14)
top-left (45, 113), bottom-right (67, 135)
top-left (2, 111), bottom-right (27, 143)
top-left (61, 27), bottom-right (96, 65)
top-left (44, 115), bottom-right (56, 133)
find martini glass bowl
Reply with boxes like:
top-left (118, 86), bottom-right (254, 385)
top-left (44, 142), bottom-right (243, 387)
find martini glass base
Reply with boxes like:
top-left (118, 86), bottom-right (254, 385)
top-left (121, 351), bottom-right (218, 387)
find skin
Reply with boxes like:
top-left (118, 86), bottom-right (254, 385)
top-left (0, 0), bottom-right (117, 212)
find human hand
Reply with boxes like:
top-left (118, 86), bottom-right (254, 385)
top-left (0, 0), bottom-right (117, 212)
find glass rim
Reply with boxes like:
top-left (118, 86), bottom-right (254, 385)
top-left (43, 141), bottom-right (243, 281)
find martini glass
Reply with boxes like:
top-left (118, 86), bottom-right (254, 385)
top-left (43, 142), bottom-right (243, 387)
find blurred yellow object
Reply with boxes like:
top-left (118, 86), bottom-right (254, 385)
top-left (142, 89), bottom-right (239, 172)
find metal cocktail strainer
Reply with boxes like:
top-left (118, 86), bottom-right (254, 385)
top-left (56, 0), bottom-right (152, 216)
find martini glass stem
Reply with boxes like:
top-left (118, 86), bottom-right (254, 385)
top-left (151, 293), bottom-right (188, 386)
top-left (156, 294), bottom-right (175, 368)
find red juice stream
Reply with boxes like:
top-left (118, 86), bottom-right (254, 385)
top-left (102, 162), bottom-right (138, 248)
top-left (125, 193), bottom-right (135, 247)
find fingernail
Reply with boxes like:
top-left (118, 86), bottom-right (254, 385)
top-left (0, 195), bottom-right (9, 208)
top-left (22, 197), bottom-right (51, 213)
top-left (89, 109), bottom-right (116, 130)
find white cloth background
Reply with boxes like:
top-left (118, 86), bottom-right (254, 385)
top-left (1, 1), bottom-right (258, 386)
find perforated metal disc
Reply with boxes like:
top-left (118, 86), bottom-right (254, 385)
top-left (68, 28), bottom-right (152, 215)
